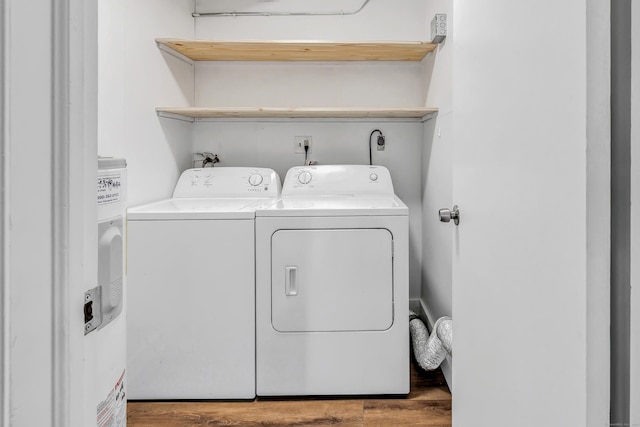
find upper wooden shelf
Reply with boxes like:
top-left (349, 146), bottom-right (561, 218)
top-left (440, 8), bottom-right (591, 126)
top-left (156, 39), bottom-right (437, 61)
top-left (156, 107), bottom-right (438, 120)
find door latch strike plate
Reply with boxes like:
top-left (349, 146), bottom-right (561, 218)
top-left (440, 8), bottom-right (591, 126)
top-left (84, 286), bottom-right (102, 335)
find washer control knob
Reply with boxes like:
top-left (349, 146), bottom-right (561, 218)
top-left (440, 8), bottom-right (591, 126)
top-left (248, 173), bottom-right (263, 186)
top-left (298, 171), bottom-right (312, 185)
top-left (369, 173), bottom-right (378, 182)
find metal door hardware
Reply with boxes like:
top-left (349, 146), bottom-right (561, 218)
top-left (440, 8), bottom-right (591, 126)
top-left (84, 286), bottom-right (102, 335)
top-left (285, 266), bottom-right (298, 296)
top-left (439, 205), bottom-right (460, 225)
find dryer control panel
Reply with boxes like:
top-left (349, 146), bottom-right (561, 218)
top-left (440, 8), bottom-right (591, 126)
top-left (173, 167), bottom-right (282, 198)
top-left (283, 165), bottom-right (395, 196)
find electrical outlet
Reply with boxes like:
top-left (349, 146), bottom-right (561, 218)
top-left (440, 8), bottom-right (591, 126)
top-left (431, 14), bottom-right (447, 44)
top-left (294, 136), bottom-right (312, 154)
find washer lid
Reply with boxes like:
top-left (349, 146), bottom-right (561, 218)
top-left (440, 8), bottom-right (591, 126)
top-left (128, 198), bottom-right (266, 220)
top-left (255, 195), bottom-right (408, 217)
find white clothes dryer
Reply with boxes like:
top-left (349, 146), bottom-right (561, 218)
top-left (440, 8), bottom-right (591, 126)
top-left (127, 167), bottom-right (281, 399)
top-left (255, 164), bottom-right (409, 396)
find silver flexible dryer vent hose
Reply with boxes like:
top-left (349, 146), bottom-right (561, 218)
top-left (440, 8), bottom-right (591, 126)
top-left (409, 310), bottom-right (452, 371)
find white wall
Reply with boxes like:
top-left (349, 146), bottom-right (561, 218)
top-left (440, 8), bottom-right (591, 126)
top-left (631, 1), bottom-right (640, 423)
top-left (451, 1), bottom-right (609, 426)
top-left (195, 61), bottom-right (425, 109)
top-left (191, 0), bottom-right (432, 297)
top-left (98, 0), bottom-right (194, 206)
top-left (195, 0), bottom-right (429, 41)
top-left (420, 0), bottom-right (453, 385)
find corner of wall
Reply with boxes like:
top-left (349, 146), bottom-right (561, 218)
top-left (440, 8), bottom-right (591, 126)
top-left (98, 0), bottom-right (196, 206)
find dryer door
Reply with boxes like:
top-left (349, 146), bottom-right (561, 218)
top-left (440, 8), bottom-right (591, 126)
top-left (271, 228), bottom-right (393, 332)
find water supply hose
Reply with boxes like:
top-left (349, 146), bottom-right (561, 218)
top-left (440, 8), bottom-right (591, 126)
top-left (409, 310), bottom-right (452, 371)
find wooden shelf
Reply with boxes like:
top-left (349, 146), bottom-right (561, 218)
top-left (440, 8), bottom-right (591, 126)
top-left (155, 39), bottom-right (439, 122)
top-left (156, 39), bottom-right (436, 61)
top-left (156, 107), bottom-right (439, 120)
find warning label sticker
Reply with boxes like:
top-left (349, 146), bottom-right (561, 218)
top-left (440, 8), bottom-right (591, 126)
top-left (97, 369), bottom-right (126, 427)
top-left (97, 174), bottom-right (122, 206)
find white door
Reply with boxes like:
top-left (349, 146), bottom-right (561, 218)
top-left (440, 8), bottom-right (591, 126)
top-left (4, 0), bottom-right (98, 425)
top-left (271, 228), bottom-right (393, 332)
top-left (450, 1), bottom-right (609, 426)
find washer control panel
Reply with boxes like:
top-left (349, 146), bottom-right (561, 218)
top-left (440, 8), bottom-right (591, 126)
top-left (283, 165), bottom-right (395, 196)
top-left (173, 167), bottom-right (281, 198)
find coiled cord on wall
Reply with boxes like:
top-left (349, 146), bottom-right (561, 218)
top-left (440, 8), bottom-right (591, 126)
top-left (369, 129), bottom-right (385, 165)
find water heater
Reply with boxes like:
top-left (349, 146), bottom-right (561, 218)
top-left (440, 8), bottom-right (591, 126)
top-left (84, 157), bottom-right (127, 427)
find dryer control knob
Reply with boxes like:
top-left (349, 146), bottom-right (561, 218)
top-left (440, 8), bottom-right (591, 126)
top-left (248, 173), bottom-right (263, 186)
top-left (298, 171), bottom-right (312, 185)
top-left (369, 173), bottom-right (378, 182)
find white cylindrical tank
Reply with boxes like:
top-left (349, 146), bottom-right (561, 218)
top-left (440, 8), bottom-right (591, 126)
top-left (84, 157), bottom-right (127, 427)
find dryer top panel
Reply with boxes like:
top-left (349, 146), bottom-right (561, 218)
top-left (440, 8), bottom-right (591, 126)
top-left (173, 167), bottom-right (281, 199)
top-left (282, 165), bottom-right (394, 197)
top-left (256, 194), bottom-right (407, 217)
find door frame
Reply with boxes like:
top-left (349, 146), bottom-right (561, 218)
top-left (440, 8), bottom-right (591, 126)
top-left (3, 0), bottom-right (97, 425)
top-left (1, 0), bottom-right (8, 424)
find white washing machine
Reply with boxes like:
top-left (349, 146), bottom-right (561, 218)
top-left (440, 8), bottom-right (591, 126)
top-left (255, 164), bottom-right (409, 396)
top-left (126, 167), bottom-right (281, 399)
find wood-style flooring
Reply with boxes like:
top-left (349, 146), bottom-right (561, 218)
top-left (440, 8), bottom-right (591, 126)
top-left (127, 360), bottom-right (452, 426)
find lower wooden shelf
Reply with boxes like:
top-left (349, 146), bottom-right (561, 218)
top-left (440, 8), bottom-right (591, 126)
top-left (156, 107), bottom-right (439, 120)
